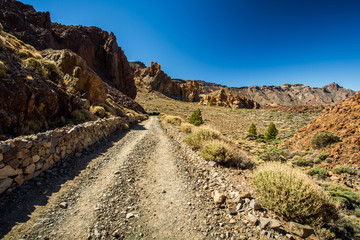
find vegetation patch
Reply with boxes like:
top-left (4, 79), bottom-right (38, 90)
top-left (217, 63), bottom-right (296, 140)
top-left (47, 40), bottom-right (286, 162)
top-left (180, 122), bottom-right (195, 133)
top-left (253, 162), bottom-right (338, 226)
top-left (201, 140), bottom-right (233, 163)
top-left (183, 127), bottom-right (220, 149)
top-left (317, 151), bottom-right (328, 161)
top-left (259, 146), bottom-right (286, 162)
top-left (332, 165), bottom-right (356, 175)
top-left (321, 182), bottom-right (360, 210)
top-left (90, 106), bottom-right (106, 118)
top-left (311, 132), bottom-right (341, 149)
top-left (189, 109), bottom-right (203, 126)
top-left (22, 57), bottom-right (47, 77)
top-left (265, 122), bottom-right (278, 140)
top-left (307, 167), bottom-right (329, 179)
top-left (164, 115), bottom-right (183, 126)
top-left (293, 157), bottom-right (314, 167)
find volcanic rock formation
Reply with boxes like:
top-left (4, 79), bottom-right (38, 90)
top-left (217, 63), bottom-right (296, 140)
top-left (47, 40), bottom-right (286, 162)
top-left (0, 27), bottom-right (144, 137)
top-left (198, 81), bottom-right (355, 106)
top-left (0, 0), bottom-right (136, 99)
top-left (200, 89), bottom-right (260, 109)
top-left (287, 91), bottom-right (360, 164)
top-left (133, 62), bottom-right (200, 102)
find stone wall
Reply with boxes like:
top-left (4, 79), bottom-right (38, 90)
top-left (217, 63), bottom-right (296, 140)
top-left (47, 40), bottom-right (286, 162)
top-left (0, 115), bottom-right (147, 194)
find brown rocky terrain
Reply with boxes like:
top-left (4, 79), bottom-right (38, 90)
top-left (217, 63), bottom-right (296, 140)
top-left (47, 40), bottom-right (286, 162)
top-left (0, 27), bottom-right (144, 137)
top-left (200, 89), bottom-right (260, 109)
top-left (197, 81), bottom-right (355, 106)
top-left (0, 0), bottom-right (136, 99)
top-left (287, 91), bottom-right (360, 166)
top-left (133, 61), bottom-right (200, 102)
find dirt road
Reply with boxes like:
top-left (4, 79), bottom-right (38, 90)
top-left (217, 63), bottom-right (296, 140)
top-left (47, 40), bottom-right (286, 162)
top-left (0, 117), bottom-right (208, 240)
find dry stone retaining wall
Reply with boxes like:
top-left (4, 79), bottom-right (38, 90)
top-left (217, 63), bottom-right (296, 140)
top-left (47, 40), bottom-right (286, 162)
top-left (0, 115), bottom-right (147, 194)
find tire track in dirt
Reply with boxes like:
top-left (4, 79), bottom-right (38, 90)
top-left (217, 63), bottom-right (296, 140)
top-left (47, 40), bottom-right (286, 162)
top-left (2, 117), bottom-right (204, 240)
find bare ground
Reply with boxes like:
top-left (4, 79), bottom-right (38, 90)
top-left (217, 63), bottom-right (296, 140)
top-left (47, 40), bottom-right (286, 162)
top-left (0, 117), bottom-right (208, 240)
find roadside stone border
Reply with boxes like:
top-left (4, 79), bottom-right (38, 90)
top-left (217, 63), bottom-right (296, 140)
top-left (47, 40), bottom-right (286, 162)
top-left (0, 115), bottom-right (148, 194)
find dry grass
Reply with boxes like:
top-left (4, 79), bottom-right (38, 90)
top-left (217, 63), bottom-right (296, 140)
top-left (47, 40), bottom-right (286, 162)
top-left (136, 89), bottom-right (318, 142)
top-left (136, 88), bottom-right (319, 158)
top-left (0, 60), bottom-right (7, 77)
top-left (253, 162), bottom-right (338, 226)
top-left (183, 126), bottom-right (220, 149)
top-left (164, 115), bottom-right (183, 126)
top-left (180, 122), bottom-right (195, 133)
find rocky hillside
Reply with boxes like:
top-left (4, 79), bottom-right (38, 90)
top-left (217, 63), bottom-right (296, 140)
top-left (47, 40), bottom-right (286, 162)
top-left (0, 26), bottom-right (144, 137)
top-left (133, 62), bottom-right (200, 102)
top-left (197, 81), bottom-right (354, 106)
top-left (200, 89), bottom-right (260, 109)
top-left (287, 91), bottom-right (360, 165)
top-left (0, 0), bottom-right (136, 99)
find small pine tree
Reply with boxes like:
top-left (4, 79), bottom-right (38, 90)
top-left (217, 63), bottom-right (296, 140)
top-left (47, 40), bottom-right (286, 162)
top-left (189, 109), bottom-right (203, 126)
top-left (265, 122), bottom-right (278, 140)
top-left (247, 123), bottom-right (257, 140)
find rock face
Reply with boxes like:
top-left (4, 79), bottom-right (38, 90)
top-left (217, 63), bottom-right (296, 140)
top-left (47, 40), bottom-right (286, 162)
top-left (200, 89), bottom-right (260, 109)
top-left (287, 91), bottom-right (360, 164)
top-left (0, 0), bottom-right (136, 99)
top-left (42, 49), bottom-right (107, 104)
top-left (133, 62), bottom-right (200, 102)
top-left (198, 81), bottom-right (355, 106)
top-left (0, 27), bottom-right (144, 137)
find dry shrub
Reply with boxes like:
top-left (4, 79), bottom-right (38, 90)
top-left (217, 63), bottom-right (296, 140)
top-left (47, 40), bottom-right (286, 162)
top-left (180, 122), bottom-right (195, 133)
top-left (201, 139), bottom-right (255, 169)
top-left (253, 162), bottom-right (338, 226)
top-left (22, 57), bottom-right (47, 77)
top-left (183, 127), bottom-right (220, 149)
top-left (90, 106), bottom-right (106, 118)
top-left (201, 140), bottom-right (233, 163)
top-left (164, 115), bottom-right (183, 126)
top-left (71, 109), bottom-right (94, 123)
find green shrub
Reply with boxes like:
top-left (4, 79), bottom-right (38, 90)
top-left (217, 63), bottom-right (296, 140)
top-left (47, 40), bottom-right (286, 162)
top-left (90, 106), bottom-right (106, 118)
top-left (321, 182), bottom-right (360, 209)
top-left (318, 152), bottom-right (328, 161)
top-left (180, 123), bottom-right (194, 133)
top-left (253, 162), bottom-right (338, 226)
top-left (247, 123), bottom-right (257, 140)
top-left (333, 165), bottom-right (356, 175)
top-left (265, 122), bottom-right (278, 140)
top-left (259, 146), bottom-right (286, 162)
top-left (189, 109), bottom-right (204, 126)
top-left (311, 132), bottom-right (340, 149)
top-left (164, 115), bottom-right (183, 126)
top-left (307, 167), bottom-right (329, 179)
top-left (293, 157), bottom-right (314, 167)
top-left (355, 209), bottom-right (360, 218)
top-left (183, 127), bottom-right (220, 149)
top-left (0, 60), bottom-right (7, 77)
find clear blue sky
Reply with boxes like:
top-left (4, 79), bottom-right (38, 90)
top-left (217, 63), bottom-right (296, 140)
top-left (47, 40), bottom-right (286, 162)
top-left (23, 0), bottom-right (360, 91)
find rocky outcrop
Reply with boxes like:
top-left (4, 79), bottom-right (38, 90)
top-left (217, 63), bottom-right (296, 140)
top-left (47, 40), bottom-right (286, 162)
top-left (134, 62), bottom-right (200, 102)
top-left (42, 49), bottom-right (107, 104)
top-left (0, 28), bottom-right (144, 137)
top-left (200, 89), bottom-right (260, 109)
top-left (287, 91), bottom-right (360, 164)
top-left (0, 0), bottom-right (136, 99)
top-left (198, 81), bottom-right (355, 106)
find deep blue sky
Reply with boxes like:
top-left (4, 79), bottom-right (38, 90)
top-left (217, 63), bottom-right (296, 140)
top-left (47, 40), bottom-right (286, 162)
top-left (23, 0), bottom-right (360, 91)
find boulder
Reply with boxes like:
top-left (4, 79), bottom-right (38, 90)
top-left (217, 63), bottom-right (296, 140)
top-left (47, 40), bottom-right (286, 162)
top-left (289, 222), bottom-right (315, 238)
